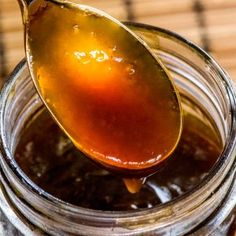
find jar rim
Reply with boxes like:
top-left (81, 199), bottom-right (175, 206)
top-left (1, 22), bottom-right (236, 221)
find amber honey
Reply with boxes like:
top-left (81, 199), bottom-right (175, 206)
top-left (15, 97), bottom-right (222, 211)
top-left (26, 0), bottom-right (182, 176)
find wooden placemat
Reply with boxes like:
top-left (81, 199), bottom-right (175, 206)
top-left (1, 0), bottom-right (236, 85)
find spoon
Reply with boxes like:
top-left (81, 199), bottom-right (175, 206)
top-left (17, 0), bottom-right (182, 184)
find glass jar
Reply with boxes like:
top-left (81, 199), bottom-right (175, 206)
top-left (0, 23), bottom-right (236, 235)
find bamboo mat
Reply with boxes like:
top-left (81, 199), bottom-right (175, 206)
top-left (0, 0), bottom-right (236, 85)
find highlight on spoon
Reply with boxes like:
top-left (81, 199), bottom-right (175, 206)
top-left (19, 0), bottom-right (182, 176)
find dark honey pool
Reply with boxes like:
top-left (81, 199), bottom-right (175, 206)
top-left (15, 98), bottom-right (222, 211)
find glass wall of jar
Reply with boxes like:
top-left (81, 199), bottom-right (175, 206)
top-left (0, 23), bottom-right (236, 235)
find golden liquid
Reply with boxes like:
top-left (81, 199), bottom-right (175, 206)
top-left (26, 0), bottom-right (181, 175)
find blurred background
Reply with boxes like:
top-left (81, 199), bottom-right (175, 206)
top-left (0, 0), bottom-right (236, 84)
top-left (0, 0), bottom-right (236, 234)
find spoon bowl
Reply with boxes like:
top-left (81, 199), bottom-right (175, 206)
top-left (18, 0), bottom-right (182, 177)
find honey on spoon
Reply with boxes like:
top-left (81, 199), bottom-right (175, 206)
top-left (18, 0), bottom-right (182, 193)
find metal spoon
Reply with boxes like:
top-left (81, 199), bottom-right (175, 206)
top-left (17, 0), bottom-right (182, 178)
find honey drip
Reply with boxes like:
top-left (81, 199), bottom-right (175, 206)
top-left (123, 178), bottom-right (146, 194)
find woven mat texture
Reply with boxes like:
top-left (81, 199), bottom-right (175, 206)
top-left (1, 0), bottom-right (236, 84)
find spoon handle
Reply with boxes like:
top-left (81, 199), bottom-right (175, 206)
top-left (17, 0), bottom-right (41, 23)
top-left (17, 0), bottom-right (30, 9)
top-left (17, 0), bottom-right (29, 21)
top-left (17, 0), bottom-right (33, 6)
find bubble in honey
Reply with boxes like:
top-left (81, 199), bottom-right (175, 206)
top-left (112, 56), bottom-right (123, 63)
top-left (126, 64), bottom-right (136, 75)
top-left (90, 31), bottom-right (96, 37)
top-left (89, 50), bottom-right (109, 62)
top-left (74, 51), bottom-right (91, 64)
top-left (73, 24), bottom-right (80, 33)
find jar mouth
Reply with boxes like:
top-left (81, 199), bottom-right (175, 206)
top-left (1, 22), bottom-right (236, 219)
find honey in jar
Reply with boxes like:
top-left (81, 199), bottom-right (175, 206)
top-left (15, 97), bottom-right (222, 211)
